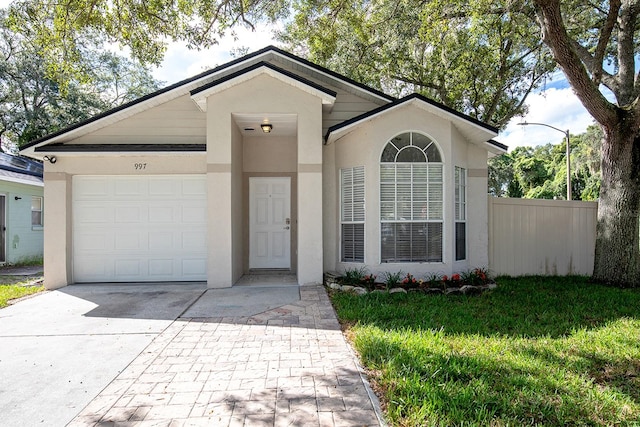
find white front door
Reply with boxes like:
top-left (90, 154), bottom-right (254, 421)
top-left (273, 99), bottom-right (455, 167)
top-left (249, 177), bottom-right (291, 269)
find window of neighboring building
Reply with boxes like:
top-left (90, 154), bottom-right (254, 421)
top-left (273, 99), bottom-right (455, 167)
top-left (455, 166), bottom-right (466, 261)
top-left (380, 132), bottom-right (443, 262)
top-left (341, 166), bottom-right (365, 262)
top-left (31, 196), bottom-right (43, 227)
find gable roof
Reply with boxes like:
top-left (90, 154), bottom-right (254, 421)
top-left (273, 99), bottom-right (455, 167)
top-left (20, 46), bottom-right (507, 156)
top-left (20, 46), bottom-right (392, 153)
top-left (325, 93), bottom-right (506, 154)
top-left (190, 61), bottom-right (337, 111)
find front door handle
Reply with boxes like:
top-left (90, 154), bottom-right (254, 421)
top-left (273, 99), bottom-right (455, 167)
top-left (284, 226), bottom-right (290, 230)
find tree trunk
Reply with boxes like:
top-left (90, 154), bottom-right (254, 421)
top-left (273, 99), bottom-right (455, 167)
top-left (593, 123), bottom-right (640, 286)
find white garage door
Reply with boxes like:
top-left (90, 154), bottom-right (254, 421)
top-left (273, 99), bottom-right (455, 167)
top-left (73, 175), bottom-right (207, 283)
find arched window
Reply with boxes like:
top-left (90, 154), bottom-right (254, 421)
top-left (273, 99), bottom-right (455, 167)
top-left (380, 132), bottom-right (443, 262)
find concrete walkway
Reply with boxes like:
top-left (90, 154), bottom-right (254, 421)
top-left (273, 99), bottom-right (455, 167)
top-left (65, 285), bottom-right (382, 427)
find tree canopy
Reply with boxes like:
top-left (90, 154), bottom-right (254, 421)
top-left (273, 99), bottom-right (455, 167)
top-left (5, 0), bottom-right (286, 85)
top-left (0, 9), bottom-right (161, 150)
top-left (278, 0), bottom-right (556, 128)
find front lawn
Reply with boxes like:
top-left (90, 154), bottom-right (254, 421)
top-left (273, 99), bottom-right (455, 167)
top-left (330, 276), bottom-right (640, 426)
top-left (0, 276), bottom-right (44, 308)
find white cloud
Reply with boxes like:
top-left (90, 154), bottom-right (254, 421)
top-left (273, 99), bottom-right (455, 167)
top-left (151, 23), bottom-right (280, 84)
top-left (496, 87), bottom-right (595, 150)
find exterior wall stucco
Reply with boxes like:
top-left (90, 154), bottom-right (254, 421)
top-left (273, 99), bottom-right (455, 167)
top-left (324, 103), bottom-right (490, 278)
top-left (202, 72), bottom-right (324, 286)
top-left (243, 136), bottom-right (297, 173)
top-left (231, 122), bottom-right (244, 284)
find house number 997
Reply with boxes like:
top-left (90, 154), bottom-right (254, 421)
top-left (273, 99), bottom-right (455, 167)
top-left (134, 163), bottom-right (147, 170)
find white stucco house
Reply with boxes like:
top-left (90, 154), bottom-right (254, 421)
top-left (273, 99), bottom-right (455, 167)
top-left (20, 46), bottom-right (506, 290)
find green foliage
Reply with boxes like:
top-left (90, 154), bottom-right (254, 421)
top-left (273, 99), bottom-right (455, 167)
top-left (341, 266), bottom-right (368, 286)
top-left (278, 0), bottom-right (556, 128)
top-left (330, 276), bottom-right (640, 425)
top-left (488, 124), bottom-right (603, 200)
top-left (382, 271), bottom-right (403, 290)
top-left (0, 10), bottom-right (161, 149)
top-left (0, 282), bottom-right (44, 307)
top-left (5, 0), bottom-right (287, 85)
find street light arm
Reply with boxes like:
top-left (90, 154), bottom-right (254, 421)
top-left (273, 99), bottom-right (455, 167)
top-left (516, 121), bottom-right (572, 200)
top-left (517, 121), bottom-right (569, 137)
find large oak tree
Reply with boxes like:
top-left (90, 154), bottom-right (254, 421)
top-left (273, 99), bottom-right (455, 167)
top-left (532, 0), bottom-right (639, 285)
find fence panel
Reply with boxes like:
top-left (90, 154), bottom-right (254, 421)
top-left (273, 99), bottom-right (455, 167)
top-left (488, 197), bottom-right (597, 276)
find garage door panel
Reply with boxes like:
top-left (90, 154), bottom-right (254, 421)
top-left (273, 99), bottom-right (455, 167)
top-left (74, 177), bottom-right (110, 198)
top-left (115, 179), bottom-right (144, 196)
top-left (182, 232), bottom-right (206, 250)
top-left (182, 205), bottom-right (206, 223)
top-left (182, 258), bottom-right (207, 276)
top-left (74, 233), bottom-right (112, 251)
top-left (114, 233), bottom-right (142, 250)
top-left (182, 177), bottom-right (206, 196)
top-left (115, 206), bottom-right (143, 223)
top-left (73, 175), bottom-right (207, 283)
top-left (115, 259), bottom-right (142, 278)
top-left (148, 232), bottom-right (174, 250)
top-left (149, 206), bottom-right (175, 222)
top-left (75, 205), bottom-right (112, 223)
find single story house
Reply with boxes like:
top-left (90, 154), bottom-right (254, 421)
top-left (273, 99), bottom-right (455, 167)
top-left (0, 153), bottom-right (44, 264)
top-left (20, 46), bottom-right (506, 290)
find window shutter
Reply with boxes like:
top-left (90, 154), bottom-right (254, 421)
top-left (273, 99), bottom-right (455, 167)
top-left (341, 166), bottom-right (365, 262)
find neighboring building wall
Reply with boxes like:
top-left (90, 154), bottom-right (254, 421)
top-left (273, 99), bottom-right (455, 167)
top-left (488, 197), bottom-right (597, 276)
top-left (0, 181), bottom-right (44, 263)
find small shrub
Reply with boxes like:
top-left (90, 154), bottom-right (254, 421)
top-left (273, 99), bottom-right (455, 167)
top-left (382, 271), bottom-right (403, 289)
top-left (401, 273), bottom-right (419, 289)
top-left (442, 273), bottom-right (462, 288)
top-left (460, 267), bottom-right (492, 286)
top-left (341, 266), bottom-right (367, 286)
top-left (422, 273), bottom-right (443, 289)
top-left (361, 274), bottom-right (377, 291)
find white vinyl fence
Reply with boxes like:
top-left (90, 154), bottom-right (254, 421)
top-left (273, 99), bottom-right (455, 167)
top-left (488, 197), bottom-right (597, 276)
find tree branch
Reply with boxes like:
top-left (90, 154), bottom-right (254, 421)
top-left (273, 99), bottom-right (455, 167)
top-left (591, 0), bottom-right (620, 85)
top-left (533, 0), bottom-right (617, 125)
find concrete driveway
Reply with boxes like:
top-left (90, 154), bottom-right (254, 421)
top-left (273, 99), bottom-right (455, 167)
top-left (0, 283), bottom-right (381, 426)
top-left (0, 284), bottom-right (206, 426)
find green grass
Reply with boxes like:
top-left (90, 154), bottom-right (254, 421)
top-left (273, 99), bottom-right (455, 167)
top-left (330, 276), bottom-right (640, 426)
top-left (0, 276), bottom-right (44, 308)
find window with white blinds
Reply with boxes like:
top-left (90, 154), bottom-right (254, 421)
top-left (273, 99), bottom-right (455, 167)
top-left (341, 166), bottom-right (365, 262)
top-left (455, 166), bottom-right (466, 261)
top-left (380, 132), bottom-right (443, 262)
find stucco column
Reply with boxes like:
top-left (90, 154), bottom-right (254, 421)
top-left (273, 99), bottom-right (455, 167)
top-left (297, 103), bottom-right (324, 285)
top-left (206, 99), bottom-right (234, 288)
top-left (468, 144), bottom-right (490, 269)
top-left (43, 172), bottom-right (71, 289)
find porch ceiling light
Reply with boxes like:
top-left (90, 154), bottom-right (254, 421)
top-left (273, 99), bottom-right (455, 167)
top-left (260, 123), bottom-right (273, 133)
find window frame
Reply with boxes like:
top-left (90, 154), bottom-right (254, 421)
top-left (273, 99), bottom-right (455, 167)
top-left (31, 196), bottom-right (43, 228)
top-left (340, 166), bottom-right (365, 263)
top-left (455, 166), bottom-right (467, 261)
top-left (380, 132), bottom-right (444, 263)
